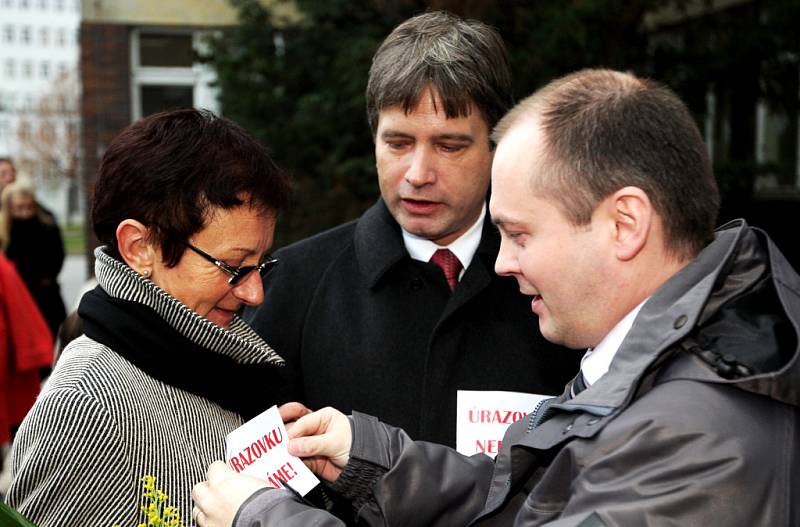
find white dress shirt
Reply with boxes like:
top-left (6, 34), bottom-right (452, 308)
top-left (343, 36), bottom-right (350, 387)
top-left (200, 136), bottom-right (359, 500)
top-left (402, 204), bottom-right (486, 282)
top-left (581, 298), bottom-right (649, 386)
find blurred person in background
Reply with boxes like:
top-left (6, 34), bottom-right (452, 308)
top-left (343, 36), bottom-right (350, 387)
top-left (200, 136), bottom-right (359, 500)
top-left (0, 182), bottom-right (67, 339)
top-left (0, 158), bottom-right (16, 195)
top-left (0, 247), bottom-right (53, 501)
top-left (6, 108), bottom-right (291, 527)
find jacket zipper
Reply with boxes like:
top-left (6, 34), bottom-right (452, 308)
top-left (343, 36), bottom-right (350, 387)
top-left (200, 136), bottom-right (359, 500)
top-left (527, 397), bottom-right (555, 433)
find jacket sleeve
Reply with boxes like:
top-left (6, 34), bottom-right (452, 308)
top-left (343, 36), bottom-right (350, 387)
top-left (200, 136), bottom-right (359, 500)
top-left (540, 381), bottom-right (787, 526)
top-left (338, 412), bottom-right (495, 526)
top-left (234, 488), bottom-right (346, 527)
top-left (234, 412), bottom-right (496, 526)
top-left (7, 388), bottom-right (140, 527)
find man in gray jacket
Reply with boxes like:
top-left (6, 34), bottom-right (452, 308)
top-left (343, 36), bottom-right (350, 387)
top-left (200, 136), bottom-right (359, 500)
top-left (193, 69), bottom-right (800, 526)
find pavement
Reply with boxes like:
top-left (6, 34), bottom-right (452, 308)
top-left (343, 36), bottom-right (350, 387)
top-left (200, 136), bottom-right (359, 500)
top-left (59, 253), bottom-right (90, 311)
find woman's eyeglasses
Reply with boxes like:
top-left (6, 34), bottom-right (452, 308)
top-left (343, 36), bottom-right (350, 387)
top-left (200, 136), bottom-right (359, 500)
top-left (182, 241), bottom-right (278, 286)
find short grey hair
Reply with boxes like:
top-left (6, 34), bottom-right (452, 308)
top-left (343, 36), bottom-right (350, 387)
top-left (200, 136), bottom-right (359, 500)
top-left (366, 11), bottom-right (513, 137)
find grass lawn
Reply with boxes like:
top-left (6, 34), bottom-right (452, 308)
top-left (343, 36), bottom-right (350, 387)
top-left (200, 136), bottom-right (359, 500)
top-left (62, 223), bottom-right (86, 255)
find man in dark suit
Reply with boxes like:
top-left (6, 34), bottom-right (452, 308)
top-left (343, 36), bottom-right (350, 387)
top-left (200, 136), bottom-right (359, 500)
top-left (246, 11), bottom-right (580, 447)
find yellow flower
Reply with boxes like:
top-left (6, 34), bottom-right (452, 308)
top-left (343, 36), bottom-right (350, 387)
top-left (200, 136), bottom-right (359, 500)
top-left (115, 475), bottom-right (186, 527)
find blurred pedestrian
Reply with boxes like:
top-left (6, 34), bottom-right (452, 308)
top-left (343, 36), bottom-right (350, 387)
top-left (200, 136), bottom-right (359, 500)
top-left (0, 182), bottom-right (66, 338)
top-left (0, 251), bottom-right (53, 499)
top-left (0, 158), bottom-right (16, 195)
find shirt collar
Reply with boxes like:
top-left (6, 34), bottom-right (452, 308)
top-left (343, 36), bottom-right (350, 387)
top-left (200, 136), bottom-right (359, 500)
top-left (581, 297), bottom-right (648, 386)
top-left (402, 204), bottom-right (486, 275)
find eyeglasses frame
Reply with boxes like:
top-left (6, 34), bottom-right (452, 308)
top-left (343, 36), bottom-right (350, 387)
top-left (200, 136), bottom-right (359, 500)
top-left (181, 240), bottom-right (278, 285)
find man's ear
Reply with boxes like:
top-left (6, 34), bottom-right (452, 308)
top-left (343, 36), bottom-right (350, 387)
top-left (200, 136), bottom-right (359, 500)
top-left (115, 219), bottom-right (156, 275)
top-left (606, 186), bottom-right (652, 262)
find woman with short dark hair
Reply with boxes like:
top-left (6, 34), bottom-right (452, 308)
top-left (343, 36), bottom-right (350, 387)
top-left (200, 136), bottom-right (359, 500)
top-left (7, 108), bottom-right (291, 527)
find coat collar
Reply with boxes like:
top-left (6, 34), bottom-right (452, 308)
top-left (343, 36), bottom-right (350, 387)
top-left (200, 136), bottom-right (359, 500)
top-left (561, 219), bottom-right (800, 415)
top-left (353, 199), bottom-right (408, 289)
top-left (93, 246), bottom-right (283, 366)
top-left (559, 222), bottom-right (745, 414)
top-left (354, 198), bottom-right (499, 293)
top-left (489, 219), bottom-right (800, 513)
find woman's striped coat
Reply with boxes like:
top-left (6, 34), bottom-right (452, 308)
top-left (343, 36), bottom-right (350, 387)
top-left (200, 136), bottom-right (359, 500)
top-left (6, 248), bottom-right (283, 526)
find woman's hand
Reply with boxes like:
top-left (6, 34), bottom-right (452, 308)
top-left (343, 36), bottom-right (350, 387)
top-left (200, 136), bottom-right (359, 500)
top-left (192, 461), bottom-right (269, 527)
top-left (286, 407), bottom-right (353, 482)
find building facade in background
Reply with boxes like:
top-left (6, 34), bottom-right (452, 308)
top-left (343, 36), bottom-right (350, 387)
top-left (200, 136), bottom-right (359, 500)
top-left (76, 0), bottom-right (798, 267)
top-left (78, 0), bottom-right (298, 259)
top-left (0, 0), bottom-right (81, 223)
top-left (648, 0), bottom-right (800, 194)
top-left (646, 0), bottom-right (800, 268)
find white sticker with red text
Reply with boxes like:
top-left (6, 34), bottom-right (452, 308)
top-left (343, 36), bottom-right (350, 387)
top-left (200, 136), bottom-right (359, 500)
top-left (456, 390), bottom-right (550, 459)
top-left (225, 405), bottom-right (319, 495)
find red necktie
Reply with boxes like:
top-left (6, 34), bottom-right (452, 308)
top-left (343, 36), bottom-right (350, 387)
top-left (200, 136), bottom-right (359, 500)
top-left (430, 248), bottom-right (463, 292)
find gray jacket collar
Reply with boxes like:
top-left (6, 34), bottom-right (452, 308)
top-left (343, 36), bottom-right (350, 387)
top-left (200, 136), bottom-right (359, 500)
top-left (563, 219), bottom-right (800, 414)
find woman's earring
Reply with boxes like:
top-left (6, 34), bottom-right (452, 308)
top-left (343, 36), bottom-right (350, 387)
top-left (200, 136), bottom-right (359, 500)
top-left (142, 269), bottom-right (151, 278)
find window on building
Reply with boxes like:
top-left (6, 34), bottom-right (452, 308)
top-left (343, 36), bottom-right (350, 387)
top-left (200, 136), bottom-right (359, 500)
top-left (20, 26), bottom-right (31, 44)
top-left (38, 0), bottom-right (48, 9)
top-left (22, 60), bottom-right (32, 78)
top-left (0, 0), bottom-right (12, 9)
top-left (54, 0), bottom-right (63, 10)
top-left (39, 27), bottom-right (49, 45)
top-left (40, 61), bottom-right (50, 79)
top-left (20, 0), bottom-right (30, 8)
top-left (40, 121), bottom-right (55, 142)
top-left (139, 33), bottom-right (194, 67)
top-left (2, 25), bottom-right (13, 44)
top-left (2, 93), bottom-right (16, 111)
top-left (756, 103), bottom-right (800, 190)
top-left (3, 59), bottom-right (14, 78)
top-left (56, 28), bottom-right (65, 46)
top-left (18, 121), bottom-right (31, 141)
top-left (57, 61), bottom-right (67, 75)
top-left (140, 85), bottom-right (193, 117)
top-left (130, 30), bottom-right (219, 119)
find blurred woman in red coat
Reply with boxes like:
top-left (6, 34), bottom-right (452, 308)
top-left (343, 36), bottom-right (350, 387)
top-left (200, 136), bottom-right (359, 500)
top-left (0, 182), bottom-right (66, 338)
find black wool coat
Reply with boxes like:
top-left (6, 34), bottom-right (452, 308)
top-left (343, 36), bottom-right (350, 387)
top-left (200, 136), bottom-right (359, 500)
top-left (246, 199), bottom-right (581, 447)
top-left (6, 217), bottom-right (66, 337)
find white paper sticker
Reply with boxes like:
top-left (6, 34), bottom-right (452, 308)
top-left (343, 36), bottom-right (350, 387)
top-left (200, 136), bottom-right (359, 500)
top-left (225, 405), bottom-right (319, 495)
top-left (456, 390), bottom-right (551, 459)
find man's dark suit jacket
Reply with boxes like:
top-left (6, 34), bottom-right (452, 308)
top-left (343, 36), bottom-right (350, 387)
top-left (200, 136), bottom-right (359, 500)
top-left (246, 199), bottom-right (581, 447)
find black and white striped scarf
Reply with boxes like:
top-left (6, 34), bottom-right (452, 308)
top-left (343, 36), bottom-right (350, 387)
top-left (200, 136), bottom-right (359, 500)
top-left (78, 247), bottom-right (288, 418)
